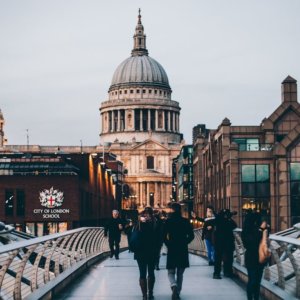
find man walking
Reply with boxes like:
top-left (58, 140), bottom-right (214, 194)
top-left (104, 210), bottom-right (124, 259)
top-left (163, 203), bottom-right (194, 299)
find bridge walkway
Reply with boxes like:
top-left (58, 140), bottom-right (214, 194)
top-left (57, 251), bottom-right (247, 300)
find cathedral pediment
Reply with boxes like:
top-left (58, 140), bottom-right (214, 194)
top-left (130, 138), bottom-right (169, 151)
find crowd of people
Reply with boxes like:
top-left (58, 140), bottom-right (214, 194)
top-left (104, 205), bottom-right (269, 300)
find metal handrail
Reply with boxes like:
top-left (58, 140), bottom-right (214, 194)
top-left (0, 227), bottom-right (127, 300)
top-left (189, 227), bottom-right (300, 299)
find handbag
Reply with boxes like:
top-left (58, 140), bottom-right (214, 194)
top-left (258, 229), bottom-right (271, 264)
top-left (129, 224), bottom-right (143, 253)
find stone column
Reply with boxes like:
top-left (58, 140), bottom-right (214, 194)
top-left (172, 112), bottom-right (175, 132)
top-left (162, 110), bottom-right (165, 130)
top-left (155, 110), bottom-right (158, 130)
top-left (146, 182), bottom-right (149, 206)
top-left (111, 111), bottom-right (115, 132)
top-left (168, 111), bottom-right (171, 132)
top-left (155, 182), bottom-right (159, 207)
top-left (140, 110), bottom-right (143, 131)
top-left (117, 110), bottom-right (121, 131)
top-left (148, 110), bottom-right (151, 131)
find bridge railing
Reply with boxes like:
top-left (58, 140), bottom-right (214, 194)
top-left (0, 227), bottom-right (127, 300)
top-left (189, 227), bottom-right (300, 299)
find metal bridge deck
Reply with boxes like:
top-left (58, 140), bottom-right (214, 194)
top-left (56, 251), bottom-right (247, 300)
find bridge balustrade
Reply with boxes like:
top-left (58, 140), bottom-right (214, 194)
top-left (189, 227), bottom-right (300, 299)
top-left (0, 227), bottom-right (127, 300)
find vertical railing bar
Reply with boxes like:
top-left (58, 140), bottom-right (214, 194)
top-left (31, 241), bottom-right (51, 291)
top-left (13, 244), bottom-right (38, 300)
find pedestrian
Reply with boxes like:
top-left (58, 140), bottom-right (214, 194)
top-left (132, 207), bottom-right (161, 300)
top-left (202, 206), bottom-right (215, 266)
top-left (124, 218), bottom-right (134, 252)
top-left (163, 202), bottom-right (194, 300)
top-left (242, 210), bottom-right (269, 300)
top-left (213, 209), bottom-right (237, 279)
top-left (104, 209), bottom-right (124, 259)
top-left (153, 210), bottom-right (164, 270)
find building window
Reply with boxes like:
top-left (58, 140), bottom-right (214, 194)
top-left (149, 90), bottom-right (152, 94)
top-left (154, 90), bottom-right (157, 94)
top-left (5, 189), bottom-right (14, 216)
top-left (130, 90), bottom-right (134, 94)
top-left (233, 138), bottom-right (259, 151)
top-left (147, 156), bottom-right (154, 169)
top-left (137, 89), bottom-right (140, 94)
top-left (143, 89), bottom-right (146, 93)
top-left (290, 162), bottom-right (300, 225)
top-left (16, 189), bottom-right (25, 217)
top-left (241, 164), bottom-right (270, 221)
top-left (124, 90), bottom-right (127, 94)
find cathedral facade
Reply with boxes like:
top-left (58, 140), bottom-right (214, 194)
top-left (100, 11), bottom-right (183, 210)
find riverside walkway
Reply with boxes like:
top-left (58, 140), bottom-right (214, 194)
top-left (56, 251), bottom-right (246, 300)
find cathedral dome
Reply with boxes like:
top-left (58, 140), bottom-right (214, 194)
top-left (110, 55), bottom-right (170, 90)
top-left (109, 10), bottom-right (171, 92)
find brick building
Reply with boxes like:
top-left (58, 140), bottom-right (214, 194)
top-left (0, 150), bottom-right (123, 236)
top-left (193, 76), bottom-right (300, 231)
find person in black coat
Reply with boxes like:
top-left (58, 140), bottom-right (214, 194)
top-left (133, 207), bottom-right (162, 300)
top-left (104, 210), bottom-right (124, 259)
top-left (163, 202), bottom-right (194, 300)
top-left (242, 210), bottom-right (268, 300)
top-left (213, 209), bottom-right (237, 279)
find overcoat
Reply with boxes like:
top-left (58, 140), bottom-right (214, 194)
top-left (163, 213), bottom-right (194, 269)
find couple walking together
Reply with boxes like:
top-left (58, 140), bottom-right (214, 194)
top-left (132, 202), bottom-right (194, 300)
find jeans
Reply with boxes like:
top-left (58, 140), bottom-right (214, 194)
top-left (247, 266), bottom-right (264, 300)
top-left (205, 239), bottom-right (215, 262)
top-left (137, 259), bottom-right (155, 280)
top-left (168, 268), bottom-right (185, 293)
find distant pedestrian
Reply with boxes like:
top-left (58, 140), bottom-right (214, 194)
top-left (163, 202), bottom-right (194, 300)
top-left (153, 210), bottom-right (164, 270)
top-left (132, 207), bottom-right (161, 300)
top-left (124, 218), bottom-right (134, 252)
top-left (242, 210), bottom-right (269, 300)
top-left (213, 209), bottom-right (237, 279)
top-left (104, 210), bottom-right (124, 259)
top-left (202, 206), bottom-right (216, 266)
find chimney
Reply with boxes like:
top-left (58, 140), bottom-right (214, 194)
top-left (281, 75), bottom-right (297, 103)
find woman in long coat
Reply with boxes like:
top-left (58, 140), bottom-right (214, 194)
top-left (242, 210), bottom-right (269, 300)
top-left (163, 202), bottom-right (194, 300)
top-left (132, 207), bottom-right (162, 300)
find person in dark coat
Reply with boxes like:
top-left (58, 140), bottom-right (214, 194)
top-left (133, 207), bottom-right (161, 300)
top-left (104, 210), bottom-right (124, 259)
top-left (201, 206), bottom-right (216, 266)
top-left (213, 209), bottom-right (237, 279)
top-left (242, 210), bottom-right (269, 300)
top-left (163, 202), bottom-right (194, 300)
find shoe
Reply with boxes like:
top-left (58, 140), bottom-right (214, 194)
top-left (171, 286), bottom-right (179, 300)
top-left (110, 253), bottom-right (114, 258)
top-left (208, 261), bottom-right (214, 266)
top-left (115, 256), bottom-right (119, 260)
top-left (155, 266), bottom-right (160, 270)
top-left (213, 273), bottom-right (222, 279)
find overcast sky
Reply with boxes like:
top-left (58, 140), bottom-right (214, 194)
top-left (1, 0), bottom-right (300, 146)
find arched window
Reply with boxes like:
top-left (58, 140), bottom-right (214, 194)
top-left (147, 156), bottom-right (154, 169)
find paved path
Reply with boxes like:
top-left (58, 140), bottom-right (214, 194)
top-left (57, 251), bottom-right (247, 299)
